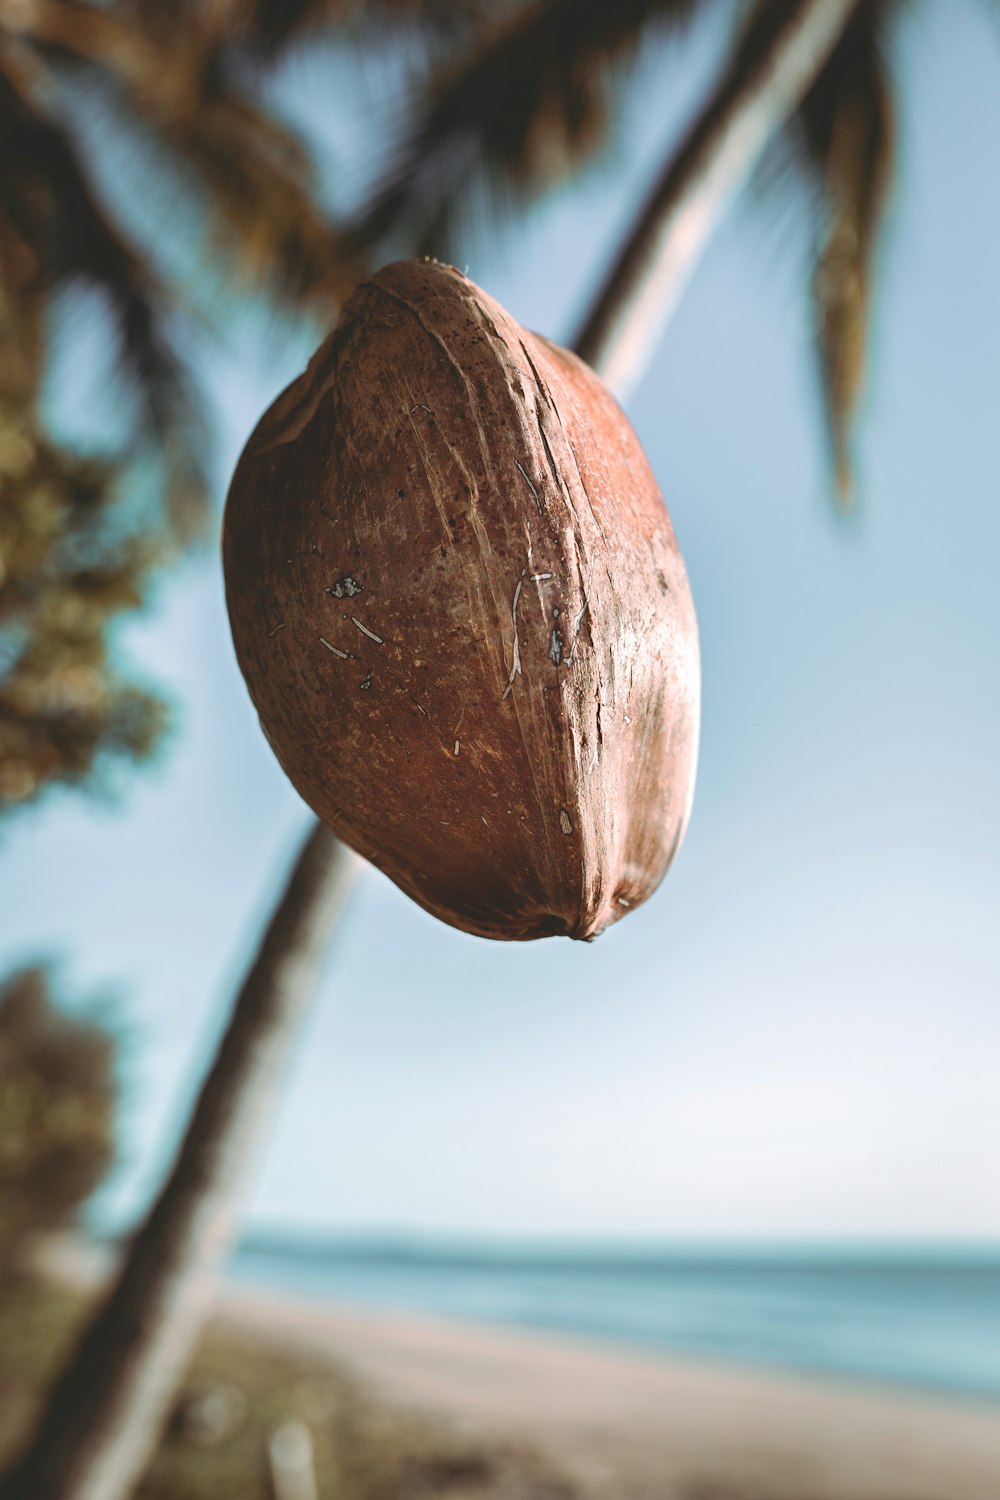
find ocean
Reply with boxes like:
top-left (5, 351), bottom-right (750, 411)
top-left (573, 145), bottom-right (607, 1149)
top-left (228, 1238), bottom-right (1000, 1400)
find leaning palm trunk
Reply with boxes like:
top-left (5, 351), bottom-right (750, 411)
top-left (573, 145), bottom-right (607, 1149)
top-left (0, 826), bottom-right (358, 1500)
top-left (0, 2), bottom-right (861, 1496)
top-left (575, 0), bottom-right (864, 394)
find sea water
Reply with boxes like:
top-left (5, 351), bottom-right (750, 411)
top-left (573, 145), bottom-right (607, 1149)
top-left (228, 1239), bottom-right (1000, 1399)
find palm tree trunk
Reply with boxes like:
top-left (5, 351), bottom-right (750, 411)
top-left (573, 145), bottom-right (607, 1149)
top-left (0, 2), bottom-right (860, 1496)
top-left (0, 826), bottom-right (357, 1500)
top-left (575, 0), bottom-right (863, 396)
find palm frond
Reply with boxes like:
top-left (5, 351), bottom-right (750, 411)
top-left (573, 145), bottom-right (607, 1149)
top-left (0, 432), bottom-right (166, 810)
top-left (18, 2), bottom-right (357, 312)
top-left (117, 0), bottom-right (484, 58)
top-left (224, 0), bottom-right (488, 58)
top-left (0, 65), bottom-right (209, 538)
top-left (344, 0), bottom-right (710, 262)
top-left (746, 0), bottom-right (898, 501)
top-left (148, 76), bottom-right (358, 309)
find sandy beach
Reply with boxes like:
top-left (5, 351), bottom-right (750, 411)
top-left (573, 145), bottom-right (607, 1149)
top-left (36, 1239), bottom-right (1000, 1499)
top-left (218, 1281), bottom-right (1000, 1500)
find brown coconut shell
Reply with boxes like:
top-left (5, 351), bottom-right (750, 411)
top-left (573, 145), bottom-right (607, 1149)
top-left (223, 260), bottom-right (699, 941)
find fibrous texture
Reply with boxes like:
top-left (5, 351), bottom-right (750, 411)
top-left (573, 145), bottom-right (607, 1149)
top-left (224, 260), bottom-right (699, 940)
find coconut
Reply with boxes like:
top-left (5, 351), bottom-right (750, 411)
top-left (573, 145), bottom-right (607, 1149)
top-left (223, 260), bottom-right (699, 940)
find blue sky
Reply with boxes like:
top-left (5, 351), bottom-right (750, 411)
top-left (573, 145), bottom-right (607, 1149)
top-left (2, 3), bottom-right (998, 1243)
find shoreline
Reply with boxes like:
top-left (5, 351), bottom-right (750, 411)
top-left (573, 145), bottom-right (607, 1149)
top-left (37, 1237), bottom-right (1000, 1498)
top-left (218, 1278), bottom-right (1000, 1500)
top-left (228, 1267), bottom-right (1000, 1409)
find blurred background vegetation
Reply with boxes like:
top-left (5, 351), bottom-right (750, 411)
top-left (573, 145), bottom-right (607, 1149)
top-left (0, 966), bottom-right (115, 1273)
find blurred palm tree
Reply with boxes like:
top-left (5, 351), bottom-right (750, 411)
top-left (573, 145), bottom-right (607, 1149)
top-left (0, 0), bottom-right (367, 812)
top-left (0, 966), bottom-right (116, 1278)
top-left (341, 0), bottom-right (902, 497)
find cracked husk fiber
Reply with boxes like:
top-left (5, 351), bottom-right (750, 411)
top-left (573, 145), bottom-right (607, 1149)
top-left (223, 260), bottom-right (699, 941)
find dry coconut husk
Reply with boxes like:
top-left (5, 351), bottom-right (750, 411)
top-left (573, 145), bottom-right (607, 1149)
top-left (223, 259), bottom-right (699, 941)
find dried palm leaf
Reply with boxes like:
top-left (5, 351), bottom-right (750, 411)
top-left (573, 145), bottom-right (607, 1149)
top-left (0, 434), bottom-right (166, 808)
top-left (345, 0), bottom-right (710, 261)
top-left (118, 0), bottom-right (483, 55)
top-left (216, 0), bottom-right (487, 56)
top-left (745, 0), bottom-right (898, 501)
top-left (147, 79), bottom-right (358, 308)
top-left (13, 1), bottom-right (355, 311)
top-left (0, 65), bottom-right (209, 538)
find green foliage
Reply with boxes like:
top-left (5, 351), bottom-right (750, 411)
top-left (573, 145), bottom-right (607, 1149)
top-left (0, 65), bottom-right (209, 541)
top-left (0, 0), bottom-right (354, 809)
top-left (0, 969), bottom-right (116, 1270)
top-left (0, 433), bottom-right (164, 810)
top-left (0, 4), bottom-right (354, 533)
